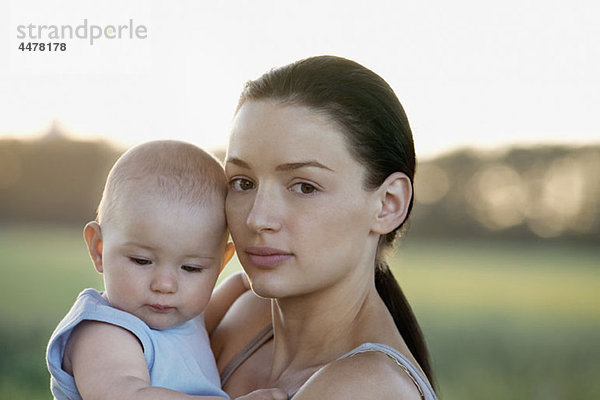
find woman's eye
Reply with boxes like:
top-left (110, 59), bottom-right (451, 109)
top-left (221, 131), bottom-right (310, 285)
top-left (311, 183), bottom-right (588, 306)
top-left (291, 182), bottom-right (318, 195)
top-left (181, 265), bottom-right (202, 273)
top-left (230, 178), bottom-right (255, 191)
top-left (130, 257), bottom-right (150, 265)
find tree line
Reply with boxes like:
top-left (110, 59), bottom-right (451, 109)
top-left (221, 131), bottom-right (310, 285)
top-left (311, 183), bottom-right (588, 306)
top-left (1, 135), bottom-right (598, 245)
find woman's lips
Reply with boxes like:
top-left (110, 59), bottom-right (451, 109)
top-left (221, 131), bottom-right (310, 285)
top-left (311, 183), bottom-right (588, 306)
top-left (245, 246), bottom-right (293, 268)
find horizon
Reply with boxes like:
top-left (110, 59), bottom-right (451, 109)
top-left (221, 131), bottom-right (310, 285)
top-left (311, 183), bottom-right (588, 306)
top-left (2, 101), bottom-right (598, 159)
top-left (1, 118), bottom-right (598, 161)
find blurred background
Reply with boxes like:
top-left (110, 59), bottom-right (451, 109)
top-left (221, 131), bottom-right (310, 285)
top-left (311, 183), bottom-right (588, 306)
top-left (1, 131), bottom-right (598, 400)
top-left (1, 1), bottom-right (599, 399)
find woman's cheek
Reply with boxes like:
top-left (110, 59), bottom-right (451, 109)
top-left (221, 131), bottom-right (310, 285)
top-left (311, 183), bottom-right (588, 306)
top-left (225, 197), bottom-right (246, 233)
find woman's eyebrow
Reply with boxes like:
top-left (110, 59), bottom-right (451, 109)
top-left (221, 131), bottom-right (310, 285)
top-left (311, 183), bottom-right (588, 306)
top-left (226, 158), bottom-right (334, 172)
top-left (225, 157), bottom-right (250, 168)
top-left (275, 161), bottom-right (334, 172)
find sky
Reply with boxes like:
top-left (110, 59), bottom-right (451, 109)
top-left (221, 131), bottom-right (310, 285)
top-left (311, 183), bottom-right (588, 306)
top-left (1, 0), bottom-right (598, 158)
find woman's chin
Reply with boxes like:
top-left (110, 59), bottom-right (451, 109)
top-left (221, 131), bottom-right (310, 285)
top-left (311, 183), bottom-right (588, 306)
top-left (248, 274), bottom-right (293, 299)
top-left (249, 283), bottom-right (282, 299)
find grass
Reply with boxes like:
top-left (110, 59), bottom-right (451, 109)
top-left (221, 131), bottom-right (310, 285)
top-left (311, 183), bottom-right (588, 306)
top-left (395, 239), bottom-right (600, 323)
top-left (392, 238), bottom-right (600, 399)
top-left (1, 224), bottom-right (599, 399)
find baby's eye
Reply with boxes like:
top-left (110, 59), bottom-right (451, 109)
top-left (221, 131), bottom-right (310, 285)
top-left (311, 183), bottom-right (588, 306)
top-left (229, 178), bottom-right (255, 192)
top-left (181, 265), bottom-right (203, 273)
top-left (130, 257), bottom-right (150, 265)
top-left (290, 182), bottom-right (318, 195)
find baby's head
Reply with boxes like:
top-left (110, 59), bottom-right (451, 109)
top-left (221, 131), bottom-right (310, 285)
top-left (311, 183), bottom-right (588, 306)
top-left (84, 140), bottom-right (234, 330)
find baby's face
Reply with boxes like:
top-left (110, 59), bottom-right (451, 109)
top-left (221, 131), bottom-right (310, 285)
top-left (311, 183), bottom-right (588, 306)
top-left (98, 190), bottom-right (228, 330)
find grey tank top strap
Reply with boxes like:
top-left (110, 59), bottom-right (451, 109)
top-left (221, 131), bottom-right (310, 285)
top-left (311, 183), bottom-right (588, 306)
top-left (220, 325), bottom-right (274, 386)
top-left (335, 343), bottom-right (437, 400)
top-left (289, 342), bottom-right (437, 400)
top-left (221, 330), bottom-right (437, 400)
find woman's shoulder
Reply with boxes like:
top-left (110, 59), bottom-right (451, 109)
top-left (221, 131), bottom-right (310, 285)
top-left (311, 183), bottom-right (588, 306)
top-left (211, 290), bottom-right (272, 369)
top-left (293, 347), bottom-right (424, 400)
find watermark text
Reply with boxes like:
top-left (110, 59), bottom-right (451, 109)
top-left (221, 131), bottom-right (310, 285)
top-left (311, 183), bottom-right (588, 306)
top-left (16, 19), bottom-right (147, 46)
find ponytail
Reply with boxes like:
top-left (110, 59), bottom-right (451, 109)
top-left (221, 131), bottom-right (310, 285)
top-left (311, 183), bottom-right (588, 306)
top-left (375, 261), bottom-right (435, 387)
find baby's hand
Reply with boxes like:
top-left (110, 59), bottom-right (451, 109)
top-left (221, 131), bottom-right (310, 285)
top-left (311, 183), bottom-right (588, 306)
top-left (234, 388), bottom-right (288, 400)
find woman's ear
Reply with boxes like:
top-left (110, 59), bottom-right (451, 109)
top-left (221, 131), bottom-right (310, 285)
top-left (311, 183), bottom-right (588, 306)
top-left (84, 221), bottom-right (104, 273)
top-left (371, 172), bottom-right (413, 235)
top-left (220, 241), bottom-right (235, 273)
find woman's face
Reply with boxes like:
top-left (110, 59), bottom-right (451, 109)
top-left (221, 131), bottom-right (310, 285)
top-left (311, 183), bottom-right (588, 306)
top-left (225, 100), bottom-right (381, 299)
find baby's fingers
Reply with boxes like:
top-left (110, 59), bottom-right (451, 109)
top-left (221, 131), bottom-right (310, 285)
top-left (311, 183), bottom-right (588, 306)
top-left (234, 388), bottom-right (288, 400)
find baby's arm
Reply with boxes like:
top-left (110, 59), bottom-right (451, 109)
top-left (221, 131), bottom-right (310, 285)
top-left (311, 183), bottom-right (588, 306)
top-left (66, 321), bottom-right (227, 400)
top-left (204, 272), bottom-right (250, 335)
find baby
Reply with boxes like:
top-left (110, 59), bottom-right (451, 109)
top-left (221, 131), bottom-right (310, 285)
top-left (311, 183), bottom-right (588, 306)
top-left (46, 141), bottom-right (284, 400)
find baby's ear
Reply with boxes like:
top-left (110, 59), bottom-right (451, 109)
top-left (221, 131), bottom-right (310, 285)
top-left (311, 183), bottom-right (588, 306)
top-left (83, 222), bottom-right (104, 273)
top-left (220, 241), bottom-right (235, 273)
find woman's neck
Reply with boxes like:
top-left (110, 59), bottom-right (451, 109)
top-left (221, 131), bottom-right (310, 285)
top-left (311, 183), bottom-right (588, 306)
top-left (268, 268), bottom-right (396, 383)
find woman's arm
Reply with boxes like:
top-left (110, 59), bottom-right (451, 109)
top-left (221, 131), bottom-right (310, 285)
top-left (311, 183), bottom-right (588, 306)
top-left (204, 272), bottom-right (251, 335)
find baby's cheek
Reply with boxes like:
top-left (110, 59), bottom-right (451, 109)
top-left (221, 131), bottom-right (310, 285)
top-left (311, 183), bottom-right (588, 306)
top-left (190, 279), bottom-right (216, 312)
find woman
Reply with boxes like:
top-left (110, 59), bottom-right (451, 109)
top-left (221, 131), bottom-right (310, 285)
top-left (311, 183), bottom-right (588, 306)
top-left (212, 55), bottom-right (437, 400)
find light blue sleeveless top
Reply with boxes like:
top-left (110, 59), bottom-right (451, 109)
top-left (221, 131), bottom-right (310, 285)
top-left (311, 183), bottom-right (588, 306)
top-left (46, 288), bottom-right (229, 400)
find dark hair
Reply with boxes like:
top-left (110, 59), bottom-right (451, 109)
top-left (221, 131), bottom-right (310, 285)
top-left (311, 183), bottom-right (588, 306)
top-left (236, 55), bottom-right (434, 385)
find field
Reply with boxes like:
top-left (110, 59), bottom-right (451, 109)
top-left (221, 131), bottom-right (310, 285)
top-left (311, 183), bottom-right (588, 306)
top-left (1, 224), bottom-right (599, 399)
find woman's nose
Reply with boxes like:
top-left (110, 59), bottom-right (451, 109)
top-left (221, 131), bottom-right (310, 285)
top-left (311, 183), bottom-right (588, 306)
top-left (246, 186), bottom-right (282, 233)
top-left (150, 267), bottom-right (177, 294)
